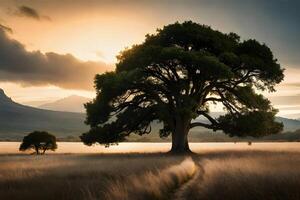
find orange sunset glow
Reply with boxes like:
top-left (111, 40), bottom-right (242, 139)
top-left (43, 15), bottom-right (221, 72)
top-left (1, 1), bottom-right (300, 200)
top-left (0, 0), bottom-right (299, 119)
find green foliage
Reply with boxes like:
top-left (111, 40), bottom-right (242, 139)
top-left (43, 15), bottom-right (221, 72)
top-left (19, 131), bottom-right (57, 154)
top-left (218, 110), bottom-right (283, 137)
top-left (81, 21), bottom-right (284, 147)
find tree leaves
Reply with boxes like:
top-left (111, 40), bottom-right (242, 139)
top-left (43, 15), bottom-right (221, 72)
top-left (218, 111), bottom-right (283, 137)
top-left (19, 131), bottom-right (57, 154)
top-left (81, 21), bottom-right (284, 146)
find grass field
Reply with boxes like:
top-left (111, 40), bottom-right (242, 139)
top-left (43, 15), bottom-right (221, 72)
top-left (1, 143), bottom-right (300, 200)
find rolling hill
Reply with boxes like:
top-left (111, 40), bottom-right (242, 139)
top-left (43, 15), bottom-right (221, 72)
top-left (39, 95), bottom-right (91, 113)
top-left (0, 89), bottom-right (88, 140)
top-left (275, 117), bottom-right (300, 131)
top-left (1, 88), bottom-right (300, 142)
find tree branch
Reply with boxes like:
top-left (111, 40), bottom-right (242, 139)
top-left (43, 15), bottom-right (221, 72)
top-left (189, 122), bottom-right (214, 129)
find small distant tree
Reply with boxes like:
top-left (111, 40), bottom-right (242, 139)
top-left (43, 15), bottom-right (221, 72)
top-left (19, 131), bottom-right (57, 155)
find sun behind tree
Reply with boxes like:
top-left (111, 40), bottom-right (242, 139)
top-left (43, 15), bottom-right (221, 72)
top-left (19, 131), bottom-right (57, 155)
top-left (81, 21), bottom-right (284, 153)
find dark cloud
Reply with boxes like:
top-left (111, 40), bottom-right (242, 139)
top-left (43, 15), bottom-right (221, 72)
top-left (0, 27), bottom-right (113, 90)
top-left (4, 0), bottom-right (299, 66)
top-left (225, 0), bottom-right (300, 65)
top-left (0, 24), bottom-right (12, 33)
top-left (17, 5), bottom-right (51, 21)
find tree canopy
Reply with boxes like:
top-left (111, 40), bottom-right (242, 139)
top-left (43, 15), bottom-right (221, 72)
top-left (19, 131), bottom-right (57, 154)
top-left (80, 21), bottom-right (284, 153)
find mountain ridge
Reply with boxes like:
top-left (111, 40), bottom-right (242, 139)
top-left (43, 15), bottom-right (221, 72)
top-left (0, 89), bottom-right (88, 140)
top-left (1, 88), bottom-right (300, 141)
top-left (39, 95), bottom-right (91, 113)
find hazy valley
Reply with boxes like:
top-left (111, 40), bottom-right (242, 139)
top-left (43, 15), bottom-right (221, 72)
top-left (1, 88), bottom-right (300, 142)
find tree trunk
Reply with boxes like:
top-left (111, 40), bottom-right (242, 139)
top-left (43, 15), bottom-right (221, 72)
top-left (35, 147), bottom-right (39, 155)
top-left (170, 118), bottom-right (191, 154)
top-left (42, 148), bottom-right (47, 154)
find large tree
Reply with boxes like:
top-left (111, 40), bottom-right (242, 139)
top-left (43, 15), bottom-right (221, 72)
top-left (81, 21), bottom-right (284, 153)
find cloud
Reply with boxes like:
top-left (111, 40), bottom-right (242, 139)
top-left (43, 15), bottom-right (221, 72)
top-left (269, 94), bottom-right (300, 106)
top-left (17, 5), bottom-right (51, 21)
top-left (0, 27), bottom-right (113, 90)
top-left (95, 50), bottom-right (106, 59)
top-left (0, 24), bottom-right (12, 33)
top-left (282, 83), bottom-right (300, 88)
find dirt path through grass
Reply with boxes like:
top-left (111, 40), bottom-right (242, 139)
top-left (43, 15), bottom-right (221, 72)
top-left (172, 158), bottom-right (205, 200)
top-left (102, 157), bottom-right (197, 200)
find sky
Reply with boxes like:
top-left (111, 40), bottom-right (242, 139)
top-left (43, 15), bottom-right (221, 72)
top-left (0, 0), bottom-right (299, 117)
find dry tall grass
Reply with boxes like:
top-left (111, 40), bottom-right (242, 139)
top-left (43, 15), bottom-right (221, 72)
top-left (0, 154), bottom-right (186, 200)
top-left (103, 157), bottom-right (196, 200)
top-left (182, 151), bottom-right (300, 200)
top-left (1, 150), bottom-right (300, 200)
